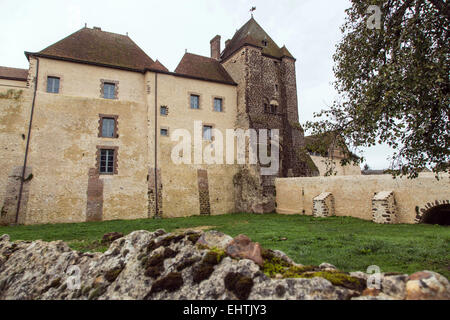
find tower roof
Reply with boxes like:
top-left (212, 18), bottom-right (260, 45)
top-left (221, 17), bottom-right (294, 61)
top-left (26, 27), bottom-right (159, 72)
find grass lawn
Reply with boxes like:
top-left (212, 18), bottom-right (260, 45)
top-left (0, 213), bottom-right (449, 278)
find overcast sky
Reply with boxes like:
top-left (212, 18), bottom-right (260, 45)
top-left (0, 0), bottom-right (395, 169)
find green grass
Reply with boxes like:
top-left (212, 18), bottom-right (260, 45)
top-left (1, 213), bottom-right (449, 278)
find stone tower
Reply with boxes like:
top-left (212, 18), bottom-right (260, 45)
top-left (217, 17), bottom-right (318, 213)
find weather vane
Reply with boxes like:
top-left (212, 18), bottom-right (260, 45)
top-left (250, 6), bottom-right (256, 17)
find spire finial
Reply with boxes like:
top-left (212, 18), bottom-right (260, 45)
top-left (250, 6), bottom-right (256, 17)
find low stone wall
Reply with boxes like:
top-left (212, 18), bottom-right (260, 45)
top-left (275, 173), bottom-right (450, 224)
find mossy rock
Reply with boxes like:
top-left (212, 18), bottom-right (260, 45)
top-left (42, 277), bottom-right (61, 293)
top-left (176, 257), bottom-right (201, 272)
top-left (191, 249), bottom-right (225, 284)
top-left (144, 265), bottom-right (164, 279)
top-left (203, 249), bottom-right (225, 265)
top-left (187, 233), bottom-right (201, 244)
top-left (192, 264), bottom-right (215, 284)
top-left (224, 272), bottom-right (254, 300)
top-left (88, 285), bottom-right (107, 300)
top-left (163, 248), bottom-right (178, 259)
top-left (146, 253), bottom-right (164, 268)
top-left (299, 271), bottom-right (366, 291)
top-left (147, 235), bottom-right (185, 254)
top-left (148, 272), bottom-right (184, 296)
top-left (261, 248), bottom-right (319, 278)
top-left (104, 267), bottom-right (124, 282)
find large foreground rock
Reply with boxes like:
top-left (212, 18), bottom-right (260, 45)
top-left (0, 231), bottom-right (448, 300)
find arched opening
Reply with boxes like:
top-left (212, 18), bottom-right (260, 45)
top-left (421, 204), bottom-right (450, 226)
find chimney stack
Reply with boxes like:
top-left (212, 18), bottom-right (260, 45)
top-left (225, 39), bottom-right (230, 47)
top-left (210, 35), bottom-right (221, 60)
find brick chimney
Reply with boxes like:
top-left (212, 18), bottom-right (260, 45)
top-left (210, 35), bottom-right (221, 60)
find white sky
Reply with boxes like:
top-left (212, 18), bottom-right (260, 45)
top-left (0, 0), bottom-right (395, 169)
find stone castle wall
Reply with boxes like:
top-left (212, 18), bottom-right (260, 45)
top-left (0, 56), bottom-right (239, 225)
top-left (275, 173), bottom-right (450, 224)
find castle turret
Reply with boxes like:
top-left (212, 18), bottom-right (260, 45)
top-left (220, 17), bottom-right (318, 213)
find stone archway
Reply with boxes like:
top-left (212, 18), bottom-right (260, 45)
top-left (415, 200), bottom-right (450, 225)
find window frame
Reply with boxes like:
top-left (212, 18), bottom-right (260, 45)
top-left (212, 96), bottom-right (224, 112)
top-left (270, 104), bottom-right (278, 114)
top-left (202, 124), bottom-right (214, 141)
top-left (160, 106), bottom-right (169, 116)
top-left (189, 93), bottom-right (201, 110)
top-left (160, 127), bottom-right (169, 137)
top-left (46, 76), bottom-right (60, 94)
top-left (98, 114), bottom-right (119, 138)
top-left (100, 79), bottom-right (119, 100)
top-left (96, 146), bottom-right (119, 175)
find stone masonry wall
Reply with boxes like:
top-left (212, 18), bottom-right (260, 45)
top-left (221, 45), bottom-right (318, 213)
top-left (313, 192), bottom-right (335, 218)
top-left (372, 191), bottom-right (397, 224)
top-left (275, 173), bottom-right (450, 224)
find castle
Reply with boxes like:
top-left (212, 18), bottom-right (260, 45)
top-left (0, 17), bottom-right (321, 225)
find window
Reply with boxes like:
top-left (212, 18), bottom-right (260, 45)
top-left (99, 149), bottom-right (115, 174)
top-left (270, 104), bottom-right (278, 114)
top-left (103, 82), bottom-right (116, 99)
top-left (190, 94), bottom-right (200, 109)
top-left (47, 76), bottom-right (60, 93)
top-left (160, 106), bottom-right (168, 116)
top-left (203, 125), bottom-right (213, 141)
top-left (264, 103), bottom-right (269, 113)
top-left (262, 39), bottom-right (268, 47)
top-left (101, 118), bottom-right (115, 137)
top-left (275, 84), bottom-right (278, 92)
top-left (213, 98), bottom-right (223, 112)
top-left (98, 114), bottom-right (118, 138)
top-left (160, 128), bottom-right (169, 136)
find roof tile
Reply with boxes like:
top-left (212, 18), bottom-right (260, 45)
top-left (0, 66), bottom-right (28, 80)
top-left (175, 52), bottom-right (235, 84)
top-left (221, 17), bottom-right (294, 61)
top-left (35, 27), bottom-right (155, 71)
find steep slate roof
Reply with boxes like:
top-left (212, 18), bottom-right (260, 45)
top-left (175, 52), bottom-right (235, 85)
top-left (221, 17), bottom-right (294, 61)
top-left (0, 66), bottom-right (28, 80)
top-left (26, 27), bottom-right (157, 71)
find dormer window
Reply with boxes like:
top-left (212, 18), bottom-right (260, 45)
top-left (262, 39), bottom-right (268, 47)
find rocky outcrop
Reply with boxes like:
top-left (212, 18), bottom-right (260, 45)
top-left (0, 231), bottom-right (448, 300)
